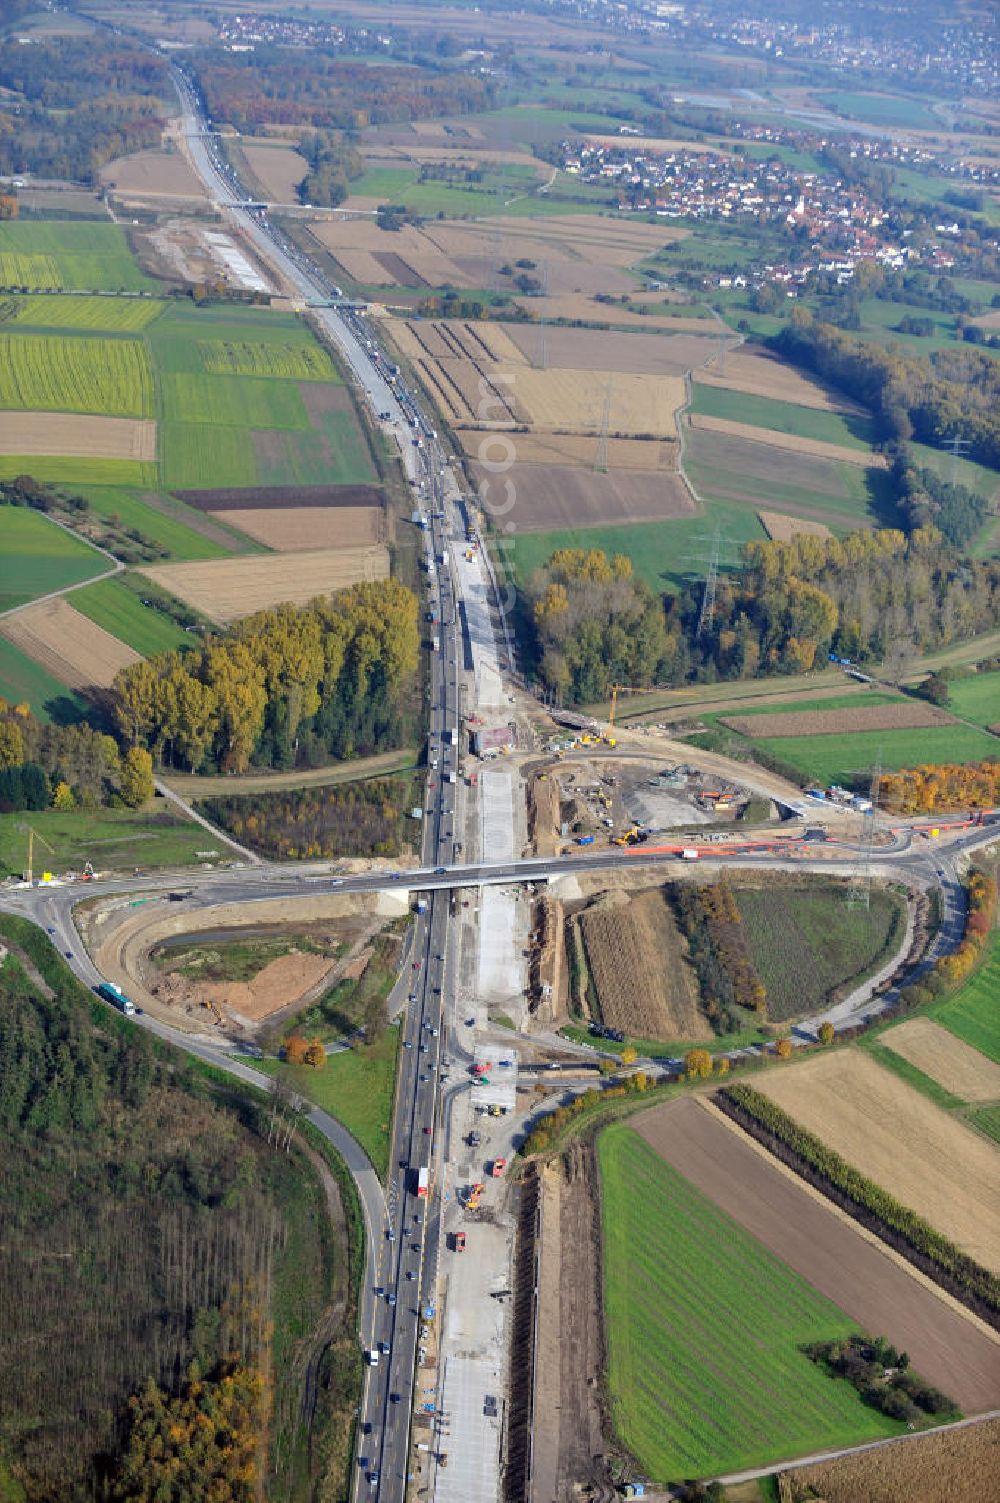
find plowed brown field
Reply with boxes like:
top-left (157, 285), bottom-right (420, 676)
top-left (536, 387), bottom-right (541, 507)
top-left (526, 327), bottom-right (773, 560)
top-left (141, 547), bottom-right (390, 622)
top-left (1, 597), bottom-right (140, 688)
top-left (455, 429), bottom-right (674, 471)
top-left (464, 459), bottom-right (694, 530)
top-left (689, 412), bottom-right (881, 468)
top-left (880, 1017), bottom-right (1000, 1103)
top-left (580, 889), bottom-right (709, 1040)
top-left (754, 1050), bottom-right (1000, 1273)
top-left (212, 505), bottom-right (383, 550)
top-left (503, 323), bottom-right (717, 376)
top-left (239, 142), bottom-right (307, 201)
top-left (636, 1096), bottom-right (1000, 1413)
top-left (0, 411), bottom-right (156, 460)
top-left (723, 702), bottom-right (954, 738)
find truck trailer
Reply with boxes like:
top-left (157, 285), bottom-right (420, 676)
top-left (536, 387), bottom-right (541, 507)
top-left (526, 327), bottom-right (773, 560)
top-left (95, 982), bottom-right (136, 1017)
top-left (416, 1166), bottom-right (429, 1198)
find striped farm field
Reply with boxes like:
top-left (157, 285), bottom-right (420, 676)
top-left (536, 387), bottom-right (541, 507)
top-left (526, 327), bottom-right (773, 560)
top-left (879, 1017), bottom-right (1000, 1103)
top-left (689, 384), bottom-right (877, 452)
top-left (931, 931), bottom-right (1000, 1066)
top-left (69, 577), bottom-right (192, 657)
top-left (140, 547), bottom-right (391, 622)
top-left (721, 702), bottom-right (954, 738)
top-left (0, 456), bottom-right (156, 487)
top-left (1, 294), bottom-right (166, 331)
top-left (159, 422), bottom-right (260, 491)
top-left (198, 340), bottom-right (336, 381)
top-left (598, 1125), bottom-right (894, 1481)
top-left (0, 412), bottom-right (156, 462)
top-left (0, 597), bottom-right (140, 690)
top-left (753, 1050), bottom-right (1000, 1273)
top-left (0, 222), bottom-right (156, 293)
top-left (0, 333), bottom-right (153, 417)
top-left (0, 507), bottom-right (108, 612)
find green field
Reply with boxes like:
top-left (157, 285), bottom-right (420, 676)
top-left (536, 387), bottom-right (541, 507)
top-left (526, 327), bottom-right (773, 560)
top-left (817, 91), bottom-right (940, 130)
top-left (258, 1026), bottom-right (400, 1180)
top-left (160, 372), bottom-right (310, 429)
top-left (0, 804), bottom-right (215, 877)
top-left (0, 455), bottom-right (156, 487)
top-left (931, 931), bottom-right (1000, 1065)
top-left (736, 883), bottom-right (905, 1022)
top-left (0, 507), bottom-right (108, 610)
top-left (509, 502), bottom-right (766, 596)
top-left (198, 339), bottom-right (336, 381)
top-left (599, 1126), bottom-right (895, 1480)
top-left (69, 486), bottom-right (229, 561)
top-left (946, 672), bottom-right (1000, 729)
top-left (969, 1104), bottom-right (1000, 1144)
top-left (3, 294), bottom-right (166, 331)
top-left (251, 413), bottom-right (376, 487)
top-left (690, 384), bottom-right (876, 451)
top-left (68, 577), bottom-right (192, 656)
top-left (159, 421), bottom-right (261, 490)
top-left (0, 221), bottom-right (157, 294)
top-left (743, 722), bottom-right (1000, 786)
top-left (0, 635), bottom-right (88, 722)
top-left (0, 332), bottom-right (153, 416)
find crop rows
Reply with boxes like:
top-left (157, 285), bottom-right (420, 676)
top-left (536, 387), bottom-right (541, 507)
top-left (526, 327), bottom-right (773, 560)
top-left (719, 1085), bottom-right (1000, 1323)
top-left (598, 1126), bottom-right (890, 1480)
top-left (0, 254), bottom-right (64, 290)
top-left (4, 295), bottom-right (166, 332)
top-left (0, 333), bottom-right (153, 417)
top-left (199, 339), bottom-right (335, 381)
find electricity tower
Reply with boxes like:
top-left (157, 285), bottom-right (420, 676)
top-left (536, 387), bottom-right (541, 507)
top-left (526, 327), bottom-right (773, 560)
top-left (695, 526), bottom-right (722, 637)
top-left (947, 430), bottom-right (970, 486)
top-left (847, 761), bottom-right (882, 913)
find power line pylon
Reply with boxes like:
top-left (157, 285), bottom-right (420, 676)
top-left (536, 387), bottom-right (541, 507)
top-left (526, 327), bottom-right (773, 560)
top-left (946, 430), bottom-right (970, 486)
top-left (847, 761), bottom-right (881, 914)
top-left (695, 525), bottom-right (722, 637)
top-left (594, 376), bottom-right (613, 472)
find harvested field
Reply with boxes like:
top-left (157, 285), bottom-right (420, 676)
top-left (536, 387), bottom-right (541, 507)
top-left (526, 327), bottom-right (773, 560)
top-left (141, 547), bottom-right (390, 623)
top-left (0, 411), bottom-right (156, 461)
top-left (694, 346), bottom-right (865, 414)
top-left (880, 1018), bottom-right (1000, 1103)
top-left (786, 1418), bottom-right (1000, 1503)
top-left (100, 147), bottom-right (207, 200)
top-left (636, 1096), bottom-right (1000, 1414)
top-left (213, 505), bottom-right (383, 550)
top-left (502, 323), bottom-right (718, 377)
top-left (579, 888), bottom-right (709, 1040)
top-left (512, 294), bottom-right (711, 330)
top-left (455, 429), bottom-right (674, 471)
top-left (689, 412), bottom-right (880, 468)
top-left (0, 597), bottom-right (141, 689)
top-left (759, 510), bottom-right (833, 541)
top-left (177, 483), bottom-right (383, 511)
top-left (332, 249), bottom-right (404, 286)
top-left (754, 1050), bottom-right (1000, 1274)
top-left (239, 142), bottom-right (307, 202)
top-left (464, 460), bottom-right (694, 530)
top-left (512, 368), bottom-right (684, 437)
top-left (722, 702), bottom-right (954, 738)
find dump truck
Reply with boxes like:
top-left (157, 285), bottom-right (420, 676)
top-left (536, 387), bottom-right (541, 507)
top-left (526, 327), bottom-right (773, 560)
top-left (96, 981), bottom-right (136, 1017)
top-left (453, 1231), bottom-right (466, 1252)
top-left (489, 1158), bottom-right (507, 1178)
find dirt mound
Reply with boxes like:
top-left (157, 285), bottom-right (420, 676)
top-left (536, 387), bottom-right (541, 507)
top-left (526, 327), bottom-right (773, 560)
top-left (154, 950), bottom-right (339, 1023)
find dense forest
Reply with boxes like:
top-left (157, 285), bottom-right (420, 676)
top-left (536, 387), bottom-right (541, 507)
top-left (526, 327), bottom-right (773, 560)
top-left (526, 548), bottom-right (672, 703)
top-left (111, 582), bottom-right (420, 773)
top-left (0, 917), bottom-right (353, 1501)
top-left (0, 701), bottom-right (153, 812)
top-left (529, 531), bottom-right (1000, 700)
top-left (772, 310), bottom-right (1000, 470)
top-left (297, 128), bottom-right (365, 208)
top-left (0, 37), bottom-right (167, 182)
top-left (192, 47), bottom-right (494, 131)
top-left (203, 772), bottom-right (422, 860)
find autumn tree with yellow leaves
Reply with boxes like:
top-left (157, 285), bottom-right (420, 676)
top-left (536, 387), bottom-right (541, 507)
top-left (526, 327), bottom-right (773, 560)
top-left (111, 581), bottom-right (420, 773)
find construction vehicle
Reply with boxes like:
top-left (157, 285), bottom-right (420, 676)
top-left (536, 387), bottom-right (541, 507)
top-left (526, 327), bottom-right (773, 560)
top-left (575, 835), bottom-right (595, 846)
top-left (489, 1158), bottom-right (507, 1178)
top-left (452, 1231), bottom-right (466, 1252)
top-left (681, 848), bottom-right (700, 861)
top-left (613, 825), bottom-right (642, 847)
top-left (19, 823), bottom-right (56, 885)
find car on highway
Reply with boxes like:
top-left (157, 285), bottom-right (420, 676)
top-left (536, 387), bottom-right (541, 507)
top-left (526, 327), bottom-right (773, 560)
top-left (386, 1292), bottom-right (396, 1306)
top-left (419, 1073), bottom-right (429, 1082)
top-left (403, 1040), bottom-right (413, 1049)
top-left (434, 866), bottom-right (447, 875)
top-left (406, 1269), bottom-right (417, 1280)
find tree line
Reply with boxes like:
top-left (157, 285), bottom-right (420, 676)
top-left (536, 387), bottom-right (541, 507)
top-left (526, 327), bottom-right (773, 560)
top-left (528, 531), bottom-right (1000, 700)
top-left (191, 47), bottom-right (494, 132)
top-left (879, 760), bottom-right (1000, 816)
top-left (671, 877), bottom-right (766, 1034)
top-left (718, 1082), bottom-right (1000, 1327)
top-left (297, 127), bottom-right (364, 208)
top-left (772, 308), bottom-right (1000, 470)
top-left (0, 37), bottom-right (167, 182)
top-left (202, 773), bottom-right (419, 860)
top-left (111, 582), bottom-right (419, 774)
top-left (0, 700), bottom-right (153, 817)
